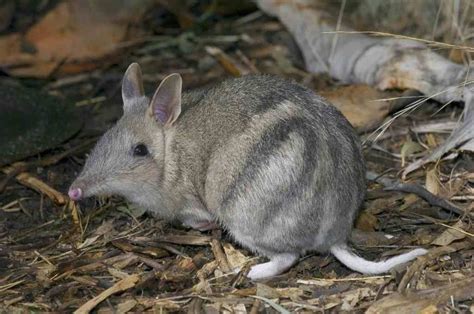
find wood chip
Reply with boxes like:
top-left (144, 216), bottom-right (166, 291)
top-left (210, 239), bottom-right (232, 273)
top-left (157, 234), bottom-right (212, 246)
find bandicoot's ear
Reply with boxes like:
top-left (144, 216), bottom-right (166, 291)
top-left (122, 63), bottom-right (145, 112)
top-left (150, 73), bottom-right (182, 126)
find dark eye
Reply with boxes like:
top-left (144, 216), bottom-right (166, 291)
top-left (133, 143), bottom-right (149, 157)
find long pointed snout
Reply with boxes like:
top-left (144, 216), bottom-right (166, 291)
top-left (68, 175), bottom-right (108, 201)
top-left (68, 178), bottom-right (89, 201)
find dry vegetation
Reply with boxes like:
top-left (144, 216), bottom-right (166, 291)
top-left (0, 1), bottom-right (473, 313)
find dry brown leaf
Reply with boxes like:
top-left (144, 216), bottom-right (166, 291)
top-left (193, 279), bottom-right (212, 294)
top-left (223, 243), bottom-right (250, 270)
top-left (350, 229), bottom-right (394, 247)
top-left (320, 85), bottom-right (390, 132)
top-left (400, 137), bottom-right (424, 167)
top-left (256, 283), bottom-right (280, 299)
top-left (431, 220), bottom-right (468, 246)
top-left (425, 167), bottom-right (441, 196)
top-left (0, 1), bottom-right (153, 77)
top-left (222, 303), bottom-right (248, 314)
top-left (196, 261), bottom-right (218, 280)
top-left (276, 288), bottom-right (304, 302)
top-left (107, 267), bottom-right (129, 280)
top-left (425, 134), bottom-right (438, 148)
top-left (399, 194), bottom-right (419, 211)
top-left (365, 197), bottom-right (400, 215)
top-left (203, 303), bottom-right (223, 313)
top-left (355, 211), bottom-right (379, 232)
top-left (419, 304), bottom-right (439, 314)
top-left (206, 46), bottom-right (251, 77)
top-left (35, 264), bottom-right (56, 287)
top-left (340, 288), bottom-right (372, 311)
top-left (77, 236), bottom-right (101, 250)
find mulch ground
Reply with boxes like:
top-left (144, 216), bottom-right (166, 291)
top-left (1, 6), bottom-right (473, 313)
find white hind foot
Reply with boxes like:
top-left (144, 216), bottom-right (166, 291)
top-left (247, 254), bottom-right (298, 280)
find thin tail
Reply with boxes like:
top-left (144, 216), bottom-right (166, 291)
top-left (330, 245), bottom-right (428, 275)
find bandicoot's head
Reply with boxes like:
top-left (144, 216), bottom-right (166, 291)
top-left (68, 63), bottom-right (182, 204)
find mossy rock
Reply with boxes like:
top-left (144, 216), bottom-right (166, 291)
top-left (0, 83), bottom-right (81, 166)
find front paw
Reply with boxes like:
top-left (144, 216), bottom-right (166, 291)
top-left (183, 220), bottom-right (218, 231)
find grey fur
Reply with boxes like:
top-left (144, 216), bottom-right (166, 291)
top-left (70, 66), bottom-right (367, 277)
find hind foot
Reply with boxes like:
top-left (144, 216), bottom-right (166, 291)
top-left (247, 253), bottom-right (298, 280)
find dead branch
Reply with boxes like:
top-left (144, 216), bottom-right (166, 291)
top-left (366, 171), bottom-right (465, 216)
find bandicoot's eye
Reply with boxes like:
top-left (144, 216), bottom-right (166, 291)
top-left (133, 143), bottom-right (149, 157)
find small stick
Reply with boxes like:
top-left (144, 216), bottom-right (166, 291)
top-left (384, 183), bottom-right (464, 216)
top-left (205, 46), bottom-right (248, 77)
top-left (2, 167), bottom-right (68, 205)
top-left (4, 296), bottom-right (23, 307)
top-left (74, 274), bottom-right (140, 314)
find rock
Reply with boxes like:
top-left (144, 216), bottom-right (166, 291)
top-left (0, 82), bottom-right (81, 166)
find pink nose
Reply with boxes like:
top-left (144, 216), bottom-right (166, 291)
top-left (68, 187), bottom-right (83, 201)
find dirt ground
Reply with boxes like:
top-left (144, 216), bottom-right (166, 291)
top-left (1, 3), bottom-right (473, 313)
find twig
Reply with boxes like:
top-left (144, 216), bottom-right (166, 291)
top-left (366, 171), bottom-right (465, 216)
top-left (384, 183), bottom-right (464, 216)
top-left (1, 168), bottom-right (68, 205)
top-left (75, 96), bottom-right (107, 107)
top-left (74, 274), bottom-right (140, 314)
top-left (0, 279), bottom-right (26, 293)
top-left (205, 46), bottom-right (249, 77)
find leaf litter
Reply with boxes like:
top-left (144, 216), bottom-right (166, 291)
top-left (0, 1), bottom-right (473, 313)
